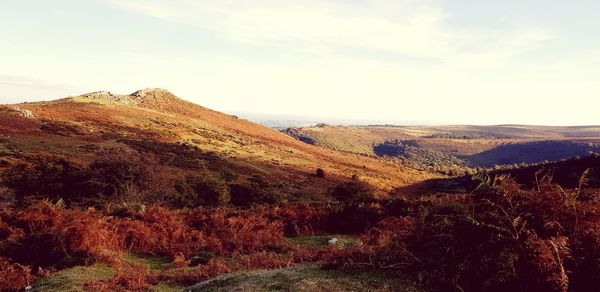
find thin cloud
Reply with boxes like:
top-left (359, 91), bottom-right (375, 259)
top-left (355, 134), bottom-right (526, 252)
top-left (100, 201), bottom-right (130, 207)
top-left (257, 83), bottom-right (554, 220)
top-left (106, 0), bottom-right (553, 65)
top-left (0, 75), bottom-right (66, 88)
top-left (0, 75), bottom-right (81, 103)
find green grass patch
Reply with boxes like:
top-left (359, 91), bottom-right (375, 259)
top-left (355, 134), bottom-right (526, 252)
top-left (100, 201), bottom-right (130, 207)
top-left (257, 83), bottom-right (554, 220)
top-left (32, 264), bottom-right (115, 292)
top-left (187, 265), bottom-right (424, 292)
top-left (150, 281), bottom-right (187, 292)
top-left (122, 252), bottom-right (172, 271)
top-left (287, 235), bottom-right (361, 248)
top-left (31, 254), bottom-right (180, 292)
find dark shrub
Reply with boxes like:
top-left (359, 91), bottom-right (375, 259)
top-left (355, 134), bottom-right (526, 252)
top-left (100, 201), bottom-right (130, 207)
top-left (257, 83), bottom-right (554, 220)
top-left (171, 175), bottom-right (230, 207)
top-left (324, 205), bottom-right (382, 234)
top-left (0, 156), bottom-right (87, 205)
top-left (188, 176), bottom-right (230, 207)
top-left (87, 149), bottom-right (170, 203)
top-left (229, 176), bottom-right (286, 206)
top-left (171, 179), bottom-right (198, 208)
top-left (316, 168), bottom-right (325, 178)
top-left (0, 187), bottom-right (17, 208)
top-left (9, 233), bottom-right (84, 269)
top-left (218, 167), bottom-right (238, 182)
top-left (331, 179), bottom-right (375, 205)
top-left (230, 183), bottom-right (258, 206)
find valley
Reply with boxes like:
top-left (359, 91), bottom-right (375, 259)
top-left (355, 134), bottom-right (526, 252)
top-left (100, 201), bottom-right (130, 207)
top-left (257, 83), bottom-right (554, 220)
top-left (284, 124), bottom-right (600, 175)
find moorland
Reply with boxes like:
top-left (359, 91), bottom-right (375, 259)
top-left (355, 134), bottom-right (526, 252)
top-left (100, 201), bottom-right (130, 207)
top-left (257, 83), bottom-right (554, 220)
top-left (1, 89), bottom-right (599, 292)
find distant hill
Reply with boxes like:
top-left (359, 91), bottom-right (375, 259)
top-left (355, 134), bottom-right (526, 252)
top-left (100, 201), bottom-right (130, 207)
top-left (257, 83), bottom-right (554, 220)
top-left (283, 124), bottom-right (600, 173)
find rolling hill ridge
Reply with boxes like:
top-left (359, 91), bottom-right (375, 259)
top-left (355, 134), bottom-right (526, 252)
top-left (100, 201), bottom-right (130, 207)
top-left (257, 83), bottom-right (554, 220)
top-left (0, 89), bottom-right (434, 206)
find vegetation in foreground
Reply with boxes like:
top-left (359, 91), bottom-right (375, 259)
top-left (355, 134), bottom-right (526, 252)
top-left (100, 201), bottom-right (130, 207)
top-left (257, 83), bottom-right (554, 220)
top-left (1, 159), bottom-right (600, 291)
top-left (2, 91), bottom-right (600, 291)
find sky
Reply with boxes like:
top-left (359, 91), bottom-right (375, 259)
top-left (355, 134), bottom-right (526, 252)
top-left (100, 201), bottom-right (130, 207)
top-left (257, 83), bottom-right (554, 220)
top-left (1, 0), bottom-right (600, 125)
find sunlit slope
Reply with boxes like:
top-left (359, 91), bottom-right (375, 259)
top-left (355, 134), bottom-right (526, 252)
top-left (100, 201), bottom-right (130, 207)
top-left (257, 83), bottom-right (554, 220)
top-left (0, 89), bottom-right (435, 194)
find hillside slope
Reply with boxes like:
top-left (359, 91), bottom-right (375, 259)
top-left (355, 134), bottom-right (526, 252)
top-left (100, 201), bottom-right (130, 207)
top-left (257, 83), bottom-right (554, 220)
top-left (0, 89), bottom-right (434, 202)
top-left (407, 153), bottom-right (600, 195)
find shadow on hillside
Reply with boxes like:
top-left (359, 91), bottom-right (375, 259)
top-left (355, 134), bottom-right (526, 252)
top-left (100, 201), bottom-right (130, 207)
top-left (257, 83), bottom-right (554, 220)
top-left (395, 154), bottom-right (600, 196)
top-left (466, 140), bottom-right (599, 167)
top-left (393, 176), bottom-right (476, 195)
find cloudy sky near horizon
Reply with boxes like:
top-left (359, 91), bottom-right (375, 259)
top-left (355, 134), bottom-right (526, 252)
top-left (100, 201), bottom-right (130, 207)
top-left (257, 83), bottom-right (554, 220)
top-left (1, 0), bottom-right (600, 125)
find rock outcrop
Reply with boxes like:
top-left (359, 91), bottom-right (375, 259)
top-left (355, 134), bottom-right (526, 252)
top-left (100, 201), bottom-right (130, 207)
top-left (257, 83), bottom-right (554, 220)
top-left (11, 107), bottom-right (34, 118)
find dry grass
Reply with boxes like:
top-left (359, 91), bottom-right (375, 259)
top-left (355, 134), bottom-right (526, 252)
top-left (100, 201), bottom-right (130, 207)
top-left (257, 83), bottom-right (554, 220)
top-left (1, 90), bottom-right (437, 196)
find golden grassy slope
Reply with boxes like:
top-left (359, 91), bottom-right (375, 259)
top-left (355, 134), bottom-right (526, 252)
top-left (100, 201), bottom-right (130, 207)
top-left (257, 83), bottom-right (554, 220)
top-left (0, 89), bottom-right (436, 194)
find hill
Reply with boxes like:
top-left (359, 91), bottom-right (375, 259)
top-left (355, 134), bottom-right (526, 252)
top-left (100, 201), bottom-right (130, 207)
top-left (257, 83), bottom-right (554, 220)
top-left (0, 89), bottom-right (435, 207)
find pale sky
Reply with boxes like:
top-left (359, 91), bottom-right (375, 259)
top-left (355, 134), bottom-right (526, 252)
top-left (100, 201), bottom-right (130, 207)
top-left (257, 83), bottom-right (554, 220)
top-left (1, 0), bottom-right (600, 125)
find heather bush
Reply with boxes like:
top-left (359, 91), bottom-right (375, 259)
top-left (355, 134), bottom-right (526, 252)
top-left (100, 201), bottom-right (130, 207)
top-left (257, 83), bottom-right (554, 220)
top-left (229, 183), bottom-right (256, 206)
top-left (0, 187), bottom-right (17, 208)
